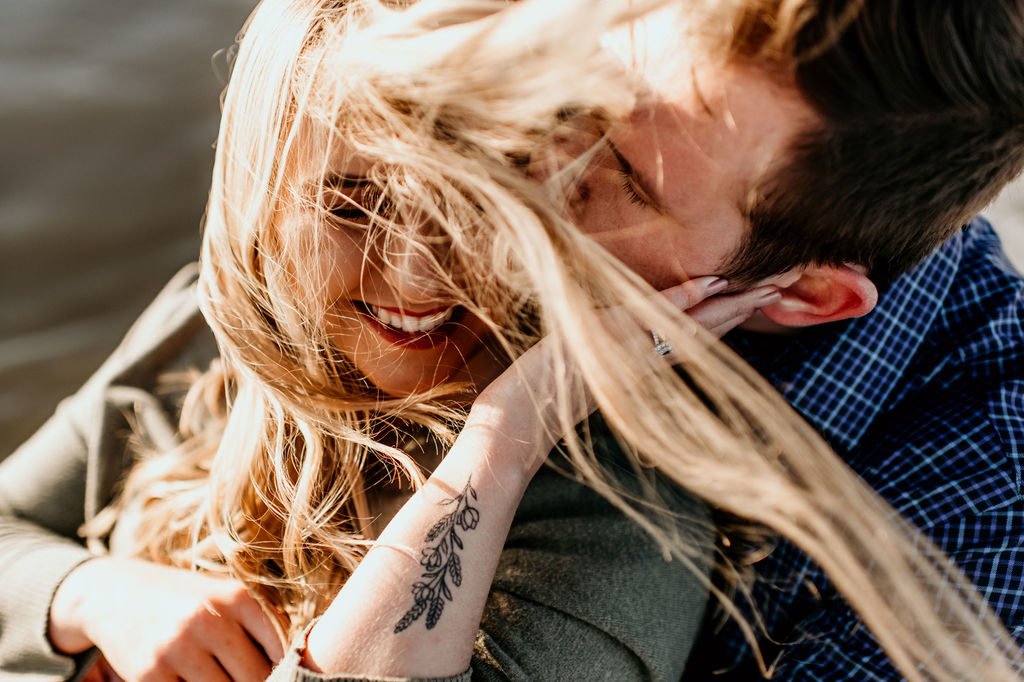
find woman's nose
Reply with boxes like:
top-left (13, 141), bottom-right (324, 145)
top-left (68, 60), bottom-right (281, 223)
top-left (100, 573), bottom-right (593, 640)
top-left (383, 233), bottom-right (444, 304)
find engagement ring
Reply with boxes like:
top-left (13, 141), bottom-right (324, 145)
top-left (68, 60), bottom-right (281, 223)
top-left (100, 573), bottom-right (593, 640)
top-left (651, 330), bottom-right (673, 357)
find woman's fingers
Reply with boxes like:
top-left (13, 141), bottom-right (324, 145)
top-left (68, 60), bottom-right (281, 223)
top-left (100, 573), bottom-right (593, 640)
top-left (660, 276), bottom-right (729, 310)
top-left (207, 620), bottom-right (275, 682)
top-left (704, 314), bottom-right (755, 339)
top-left (648, 281), bottom-right (781, 360)
top-left (63, 558), bottom-right (288, 682)
top-left (172, 650), bottom-right (232, 682)
top-left (677, 284), bottom-right (780, 338)
top-left (193, 586), bottom-right (281, 679)
top-left (229, 590), bottom-right (286, 663)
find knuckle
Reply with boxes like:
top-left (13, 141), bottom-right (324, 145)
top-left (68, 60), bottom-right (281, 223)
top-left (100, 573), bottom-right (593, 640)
top-left (729, 301), bottom-right (749, 315)
top-left (184, 605), bottom-right (218, 636)
top-left (228, 583), bottom-right (253, 605)
top-left (149, 646), bottom-right (178, 677)
top-left (222, 586), bottom-right (256, 618)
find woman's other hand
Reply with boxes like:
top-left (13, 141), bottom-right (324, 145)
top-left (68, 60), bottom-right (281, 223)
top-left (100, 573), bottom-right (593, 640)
top-left (49, 557), bottom-right (284, 681)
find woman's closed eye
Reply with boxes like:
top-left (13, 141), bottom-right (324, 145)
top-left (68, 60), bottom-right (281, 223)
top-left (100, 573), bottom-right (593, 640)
top-left (323, 176), bottom-right (393, 227)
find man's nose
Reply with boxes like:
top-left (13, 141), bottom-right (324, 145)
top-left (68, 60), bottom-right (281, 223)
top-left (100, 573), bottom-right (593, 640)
top-left (382, 233), bottom-right (445, 303)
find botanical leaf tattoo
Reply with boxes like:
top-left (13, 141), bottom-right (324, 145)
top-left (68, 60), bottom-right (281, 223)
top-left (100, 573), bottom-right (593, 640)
top-left (394, 480), bottom-right (480, 633)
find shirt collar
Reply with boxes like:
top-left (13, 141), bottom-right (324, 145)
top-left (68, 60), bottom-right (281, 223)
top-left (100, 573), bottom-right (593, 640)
top-left (727, 231), bottom-right (963, 453)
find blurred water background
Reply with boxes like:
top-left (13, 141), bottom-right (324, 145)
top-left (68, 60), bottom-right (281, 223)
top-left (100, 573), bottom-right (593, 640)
top-left (2, 0), bottom-right (1023, 457)
top-left (1, 0), bottom-right (256, 456)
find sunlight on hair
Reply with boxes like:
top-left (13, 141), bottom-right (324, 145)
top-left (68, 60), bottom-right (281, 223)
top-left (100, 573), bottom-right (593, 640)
top-left (87, 1), bottom-right (1024, 679)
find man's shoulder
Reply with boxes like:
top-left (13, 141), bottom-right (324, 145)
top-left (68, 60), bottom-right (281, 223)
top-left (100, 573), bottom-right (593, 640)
top-left (800, 216), bottom-right (1024, 522)
top-left (859, 216), bottom-right (1024, 522)
top-left (701, 220), bottom-right (1024, 681)
top-left (962, 215), bottom-right (1023, 280)
top-left (935, 217), bottom-right (1024, 347)
top-left (884, 218), bottom-right (1023, 410)
top-left (854, 376), bottom-right (1022, 524)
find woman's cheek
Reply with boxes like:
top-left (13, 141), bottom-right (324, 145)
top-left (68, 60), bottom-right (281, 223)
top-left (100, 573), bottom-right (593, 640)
top-left (321, 226), bottom-right (370, 302)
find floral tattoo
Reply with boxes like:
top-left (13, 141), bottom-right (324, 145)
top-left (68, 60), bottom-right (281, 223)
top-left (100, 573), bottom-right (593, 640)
top-left (394, 480), bottom-right (480, 632)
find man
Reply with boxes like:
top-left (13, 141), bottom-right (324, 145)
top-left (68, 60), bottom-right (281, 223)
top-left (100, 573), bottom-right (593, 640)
top-left (579, 1), bottom-right (1024, 678)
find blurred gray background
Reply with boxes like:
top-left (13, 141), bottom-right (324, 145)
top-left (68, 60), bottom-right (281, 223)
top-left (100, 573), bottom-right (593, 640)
top-left (2, 1), bottom-right (1023, 457)
top-left (1, 0), bottom-right (257, 456)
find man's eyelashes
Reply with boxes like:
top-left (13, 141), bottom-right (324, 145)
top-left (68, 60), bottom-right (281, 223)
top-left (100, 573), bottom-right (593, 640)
top-left (618, 170), bottom-right (650, 208)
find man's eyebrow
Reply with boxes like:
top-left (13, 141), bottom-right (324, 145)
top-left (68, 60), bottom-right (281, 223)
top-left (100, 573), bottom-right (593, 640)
top-left (605, 137), bottom-right (667, 212)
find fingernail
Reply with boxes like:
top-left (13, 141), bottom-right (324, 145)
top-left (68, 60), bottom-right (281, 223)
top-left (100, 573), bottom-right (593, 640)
top-left (700, 277), bottom-right (728, 295)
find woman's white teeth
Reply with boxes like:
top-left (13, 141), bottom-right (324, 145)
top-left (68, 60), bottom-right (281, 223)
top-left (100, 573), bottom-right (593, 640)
top-left (368, 304), bottom-right (453, 333)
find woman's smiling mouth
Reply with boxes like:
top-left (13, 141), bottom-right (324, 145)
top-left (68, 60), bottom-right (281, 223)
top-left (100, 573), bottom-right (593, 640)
top-left (365, 303), bottom-right (454, 333)
top-left (354, 301), bottom-right (465, 349)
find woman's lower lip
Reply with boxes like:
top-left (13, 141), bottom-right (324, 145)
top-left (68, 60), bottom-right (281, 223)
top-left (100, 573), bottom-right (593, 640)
top-left (354, 301), bottom-right (466, 350)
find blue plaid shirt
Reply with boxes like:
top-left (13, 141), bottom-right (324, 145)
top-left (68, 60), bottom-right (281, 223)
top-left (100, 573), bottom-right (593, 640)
top-left (688, 217), bottom-right (1024, 680)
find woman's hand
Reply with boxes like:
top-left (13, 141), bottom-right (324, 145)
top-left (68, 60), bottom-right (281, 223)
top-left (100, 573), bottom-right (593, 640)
top-left (470, 276), bottom-right (781, 472)
top-left (668, 277), bottom-right (781, 338)
top-left (299, 277), bottom-right (778, 679)
top-left (49, 557), bottom-right (284, 682)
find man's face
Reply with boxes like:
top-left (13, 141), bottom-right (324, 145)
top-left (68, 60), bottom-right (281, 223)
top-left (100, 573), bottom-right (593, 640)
top-left (573, 19), bottom-right (817, 290)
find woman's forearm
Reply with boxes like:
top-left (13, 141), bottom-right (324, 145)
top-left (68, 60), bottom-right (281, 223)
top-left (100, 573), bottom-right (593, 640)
top-left (302, 402), bottom-right (553, 679)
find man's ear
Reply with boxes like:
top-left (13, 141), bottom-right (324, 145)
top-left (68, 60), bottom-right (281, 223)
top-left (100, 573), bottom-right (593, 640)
top-left (759, 264), bottom-right (878, 327)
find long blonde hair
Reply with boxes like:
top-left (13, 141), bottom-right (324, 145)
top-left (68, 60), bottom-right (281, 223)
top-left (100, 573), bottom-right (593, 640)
top-left (99, 0), bottom-right (1023, 679)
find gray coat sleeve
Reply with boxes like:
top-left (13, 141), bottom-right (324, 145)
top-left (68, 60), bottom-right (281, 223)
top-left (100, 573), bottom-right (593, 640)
top-left (0, 264), bottom-right (215, 681)
top-left (470, 462), bottom-right (710, 682)
top-left (271, 438), bottom-right (712, 682)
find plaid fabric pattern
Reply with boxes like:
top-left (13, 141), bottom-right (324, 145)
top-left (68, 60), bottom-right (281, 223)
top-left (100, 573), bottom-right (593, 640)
top-left (689, 217), bottom-right (1024, 680)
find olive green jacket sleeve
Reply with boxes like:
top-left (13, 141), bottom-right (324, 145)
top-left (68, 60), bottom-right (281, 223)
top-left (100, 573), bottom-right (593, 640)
top-left (0, 264), bottom-right (216, 681)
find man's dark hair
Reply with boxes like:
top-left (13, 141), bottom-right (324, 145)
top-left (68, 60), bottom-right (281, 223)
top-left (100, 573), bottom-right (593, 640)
top-left (720, 0), bottom-right (1024, 285)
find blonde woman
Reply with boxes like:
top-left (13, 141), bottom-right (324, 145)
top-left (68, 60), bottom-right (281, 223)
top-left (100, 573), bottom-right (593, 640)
top-left (0, 1), bottom-right (762, 679)
top-left (2, 1), bottom-right (1023, 681)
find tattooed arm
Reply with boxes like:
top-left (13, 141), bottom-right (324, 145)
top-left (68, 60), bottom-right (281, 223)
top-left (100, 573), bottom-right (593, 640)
top-left (300, 341), bottom-right (566, 679)
top-left (293, 277), bottom-right (749, 679)
top-left (282, 405), bottom-right (712, 682)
